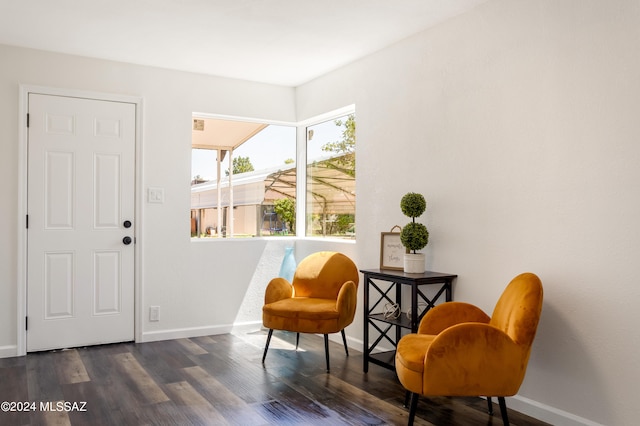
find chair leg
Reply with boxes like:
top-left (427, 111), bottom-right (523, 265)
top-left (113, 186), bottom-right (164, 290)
top-left (295, 332), bottom-right (300, 351)
top-left (403, 391), bottom-right (411, 408)
top-left (498, 396), bottom-right (509, 426)
top-left (324, 334), bottom-right (330, 372)
top-left (262, 329), bottom-right (273, 364)
top-left (487, 396), bottom-right (494, 415)
top-left (407, 392), bottom-right (419, 426)
top-left (341, 329), bottom-right (349, 356)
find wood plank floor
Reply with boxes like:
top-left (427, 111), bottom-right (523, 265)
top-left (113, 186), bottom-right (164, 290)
top-left (0, 330), bottom-right (550, 425)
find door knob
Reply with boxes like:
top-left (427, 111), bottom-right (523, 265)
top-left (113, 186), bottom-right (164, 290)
top-left (123, 236), bottom-right (132, 245)
top-left (123, 220), bottom-right (132, 228)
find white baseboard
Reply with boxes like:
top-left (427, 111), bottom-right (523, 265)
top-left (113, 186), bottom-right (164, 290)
top-left (0, 345), bottom-right (18, 359)
top-left (231, 320), bottom-right (263, 334)
top-left (507, 394), bottom-right (604, 426)
top-left (340, 335), bottom-right (364, 353)
top-left (140, 324), bottom-right (233, 343)
top-left (140, 322), bottom-right (359, 344)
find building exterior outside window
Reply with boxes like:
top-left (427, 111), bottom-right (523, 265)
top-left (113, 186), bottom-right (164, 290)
top-left (190, 111), bottom-right (355, 240)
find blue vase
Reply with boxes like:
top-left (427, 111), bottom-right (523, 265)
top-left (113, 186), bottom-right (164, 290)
top-left (278, 246), bottom-right (296, 282)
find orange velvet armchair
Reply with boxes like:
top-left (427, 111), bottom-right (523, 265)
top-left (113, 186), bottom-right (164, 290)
top-left (395, 272), bottom-right (543, 425)
top-left (262, 251), bottom-right (359, 372)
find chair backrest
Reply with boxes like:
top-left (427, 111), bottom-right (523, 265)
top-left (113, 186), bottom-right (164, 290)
top-left (292, 251), bottom-right (359, 299)
top-left (490, 272), bottom-right (543, 348)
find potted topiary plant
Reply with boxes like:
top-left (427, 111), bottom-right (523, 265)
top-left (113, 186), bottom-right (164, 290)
top-left (399, 192), bottom-right (429, 273)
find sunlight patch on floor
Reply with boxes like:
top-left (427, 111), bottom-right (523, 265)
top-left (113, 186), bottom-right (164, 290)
top-left (233, 328), bottom-right (307, 352)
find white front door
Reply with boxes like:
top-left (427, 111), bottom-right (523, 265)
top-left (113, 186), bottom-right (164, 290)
top-left (27, 93), bottom-right (136, 352)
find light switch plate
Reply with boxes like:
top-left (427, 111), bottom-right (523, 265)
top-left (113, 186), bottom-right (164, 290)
top-left (148, 187), bottom-right (164, 204)
top-left (149, 306), bottom-right (160, 322)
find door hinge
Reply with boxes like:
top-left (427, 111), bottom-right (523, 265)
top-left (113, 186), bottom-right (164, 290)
top-left (25, 316), bottom-right (28, 331)
top-left (26, 113), bottom-right (29, 128)
top-left (26, 214), bottom-right (29, 229)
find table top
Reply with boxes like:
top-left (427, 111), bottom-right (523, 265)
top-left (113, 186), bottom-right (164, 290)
top-left (360, 269), bottom-right (457, 282)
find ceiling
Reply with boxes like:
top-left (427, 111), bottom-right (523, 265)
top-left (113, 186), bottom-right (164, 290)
top-left (0, 0), bottom-right (487, 87)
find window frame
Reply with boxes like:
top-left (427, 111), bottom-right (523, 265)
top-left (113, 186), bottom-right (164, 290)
top-left (190, 105), bottom-right (355, 241)
top-left (299, 105), bottom-right (356, 239)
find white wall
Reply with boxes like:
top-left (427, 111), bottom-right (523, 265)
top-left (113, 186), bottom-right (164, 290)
top-left (296, 1), bottom-right (640, 425)
top-left (0, 43), bottom-right (299, 354)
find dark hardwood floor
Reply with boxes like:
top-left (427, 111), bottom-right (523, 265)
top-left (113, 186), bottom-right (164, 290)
top-left (0, 330), bottom-right (550, 425)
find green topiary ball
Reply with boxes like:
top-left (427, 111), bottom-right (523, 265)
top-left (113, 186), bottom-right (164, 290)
top-left (400, 193), bottom-right (426, 218)
top-left (400, 222), bottom-right (429, 253)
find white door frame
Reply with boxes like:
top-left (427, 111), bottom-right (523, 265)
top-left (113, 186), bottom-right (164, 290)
top-left (17, 85), bottom-right (144, 356)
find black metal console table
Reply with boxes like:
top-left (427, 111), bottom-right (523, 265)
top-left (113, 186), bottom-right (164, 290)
top-left (360, 269), bottom-right (457, 372)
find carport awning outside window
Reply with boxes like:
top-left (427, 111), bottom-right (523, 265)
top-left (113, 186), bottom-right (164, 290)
top-left (191, 117), bottom-right (355, 214)
top-left (191, 157), bottom-right (355, 214)
top-left (192, 118), bottom-right (267, 152)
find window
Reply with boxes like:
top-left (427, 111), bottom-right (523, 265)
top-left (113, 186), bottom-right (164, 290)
top-left (306, 113), bottom-right (356, 238)
top-left (190, 109), bottom-right (355, 240)
top-left (191, 116), bottom-right (296, 238)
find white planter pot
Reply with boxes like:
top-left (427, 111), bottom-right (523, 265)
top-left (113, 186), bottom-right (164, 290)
top-left (403, 253), bottom-right (425, 274)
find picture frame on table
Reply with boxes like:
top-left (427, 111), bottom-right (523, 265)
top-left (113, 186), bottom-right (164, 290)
top-left (380, 227), bottom-right (405, 270)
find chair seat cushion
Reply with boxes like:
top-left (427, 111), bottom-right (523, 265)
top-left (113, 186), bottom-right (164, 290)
top-left (395, 334), bottom-right (437, 395)
top-left (263, 297), bottom-right (342, 334)
top-left (396, 334), bottom-right (437, 373)
top-left (263, 297), bottom-right (339, 320)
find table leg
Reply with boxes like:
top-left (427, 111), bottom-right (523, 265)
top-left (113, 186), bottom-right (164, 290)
top-left (363, 275), bottom-right (370, 373)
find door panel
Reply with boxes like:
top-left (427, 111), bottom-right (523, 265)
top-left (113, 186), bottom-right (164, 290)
top-left (45, 151), bottom-right (75, 229)
top-left (44, 252), bottom-right (75, 319)
top-left (27, 93), bottom-right (136, 352)
top-left (94, 153), bottom-right (122, 228)
top-left (93, 250), bottom-right (122, 315)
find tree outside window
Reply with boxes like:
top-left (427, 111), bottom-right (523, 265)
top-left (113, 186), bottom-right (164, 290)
top-left (306, 113), bottom-right (356, 238)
